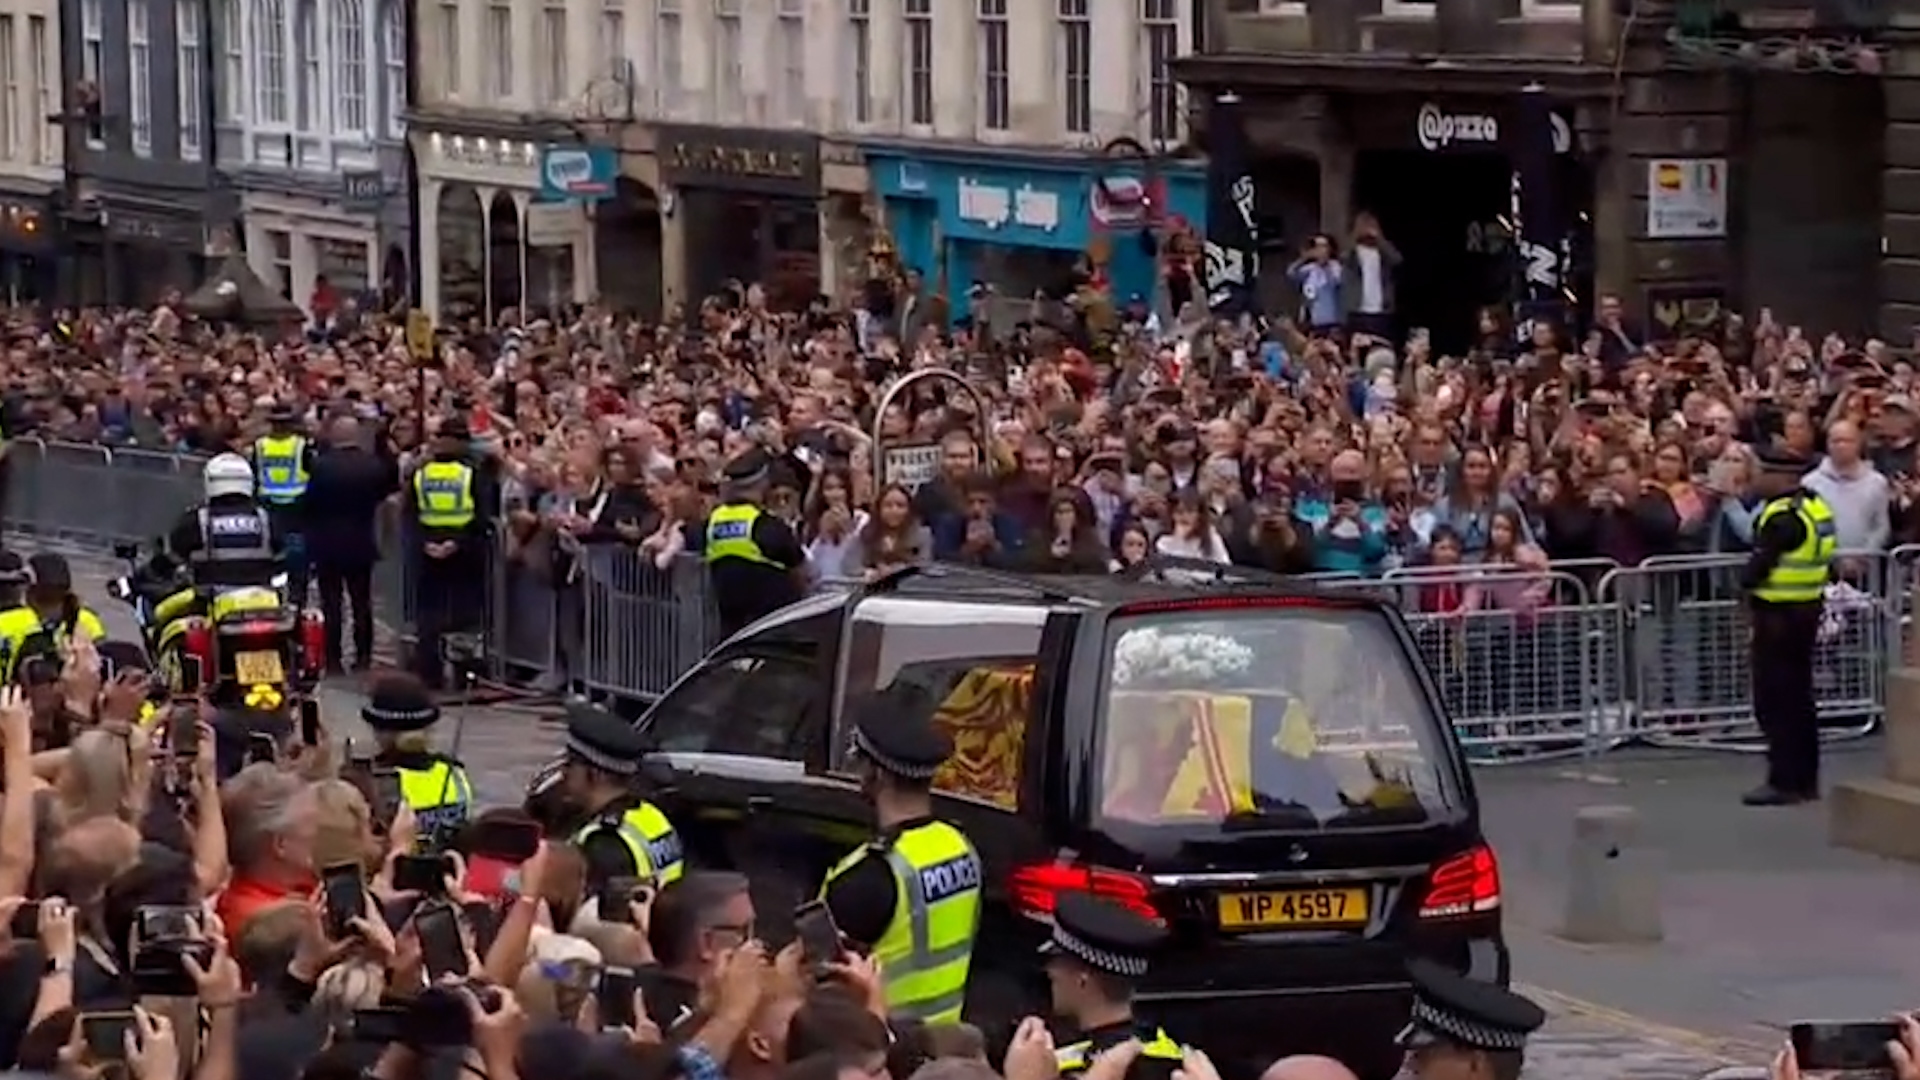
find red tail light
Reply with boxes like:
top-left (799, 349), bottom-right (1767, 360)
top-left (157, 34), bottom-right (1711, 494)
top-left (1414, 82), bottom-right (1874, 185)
top-left (298, 612), bottom-right (326, 671)
top-left (1419, 845), bottom-right (1501, 919)
top-left (1009, 861), bottom-right (1161, 921)
top-left (180, 621), bottom-right (215, 679)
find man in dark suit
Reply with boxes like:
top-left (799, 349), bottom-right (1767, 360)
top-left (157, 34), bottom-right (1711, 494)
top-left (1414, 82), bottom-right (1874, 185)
top-left (305, 414), bottom-right (398, 673)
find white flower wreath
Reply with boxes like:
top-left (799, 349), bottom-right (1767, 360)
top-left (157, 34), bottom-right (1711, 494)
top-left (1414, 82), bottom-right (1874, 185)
top-left (1112, 627), bottom-right (1255, 688)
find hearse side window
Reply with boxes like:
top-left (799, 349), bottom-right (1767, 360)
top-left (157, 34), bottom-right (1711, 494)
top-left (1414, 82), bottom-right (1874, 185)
top-left (835, 597), bottom-right (1046, 809)
top-left (644, 655), bottom-right (815, 760)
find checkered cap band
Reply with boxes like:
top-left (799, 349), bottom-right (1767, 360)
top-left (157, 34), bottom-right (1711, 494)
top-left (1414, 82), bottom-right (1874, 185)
top-left (1046, 924), bottom-right (1149, 978)
top-left (852, 726), bottom-right (939, 781)
top-left (362, 702), bottom-right (438, 728)
top-left (1401, 996), bottom-right (1528, 1051)
top-left (567, 733), bottom-right (639, 775)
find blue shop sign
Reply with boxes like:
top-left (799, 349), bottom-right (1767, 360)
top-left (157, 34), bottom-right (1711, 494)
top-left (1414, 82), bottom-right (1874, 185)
top-left (537, 144), bottom-right (618, 202)
top-left (866, 151), bottom-right (1206, 252)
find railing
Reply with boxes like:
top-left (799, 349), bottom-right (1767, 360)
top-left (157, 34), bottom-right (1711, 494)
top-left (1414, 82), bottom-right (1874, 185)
top-left (5, 438), bottom-right (1912, 762)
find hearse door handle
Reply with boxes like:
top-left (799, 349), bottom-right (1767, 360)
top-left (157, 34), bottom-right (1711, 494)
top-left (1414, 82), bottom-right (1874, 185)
top-left (745, 795), bottom-right (774, 813)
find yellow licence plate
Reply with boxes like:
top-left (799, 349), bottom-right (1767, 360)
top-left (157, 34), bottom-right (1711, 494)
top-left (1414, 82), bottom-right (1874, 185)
top-left (234, 650), bottom-right (284, 686)
top-left (1217, 887), bottom-right (1369, 930)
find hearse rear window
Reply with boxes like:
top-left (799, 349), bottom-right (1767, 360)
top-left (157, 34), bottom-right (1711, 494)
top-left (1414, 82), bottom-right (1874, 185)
top-left (1095, 606), bottom-right (1455, 828)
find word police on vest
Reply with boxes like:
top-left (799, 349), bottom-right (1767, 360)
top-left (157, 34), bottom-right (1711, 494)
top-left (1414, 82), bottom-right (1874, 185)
top-left (210, 515), bottom-right (263, 535)
top-left (1416, 104), bottom-right (1498, 151)
top-left (645, 831), bottom-right (684, 875)
top-left (918, 852), bottom-right (982, 903)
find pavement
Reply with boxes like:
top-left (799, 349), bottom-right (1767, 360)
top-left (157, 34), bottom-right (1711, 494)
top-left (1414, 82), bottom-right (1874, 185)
top-left (48, 549), bottom-right (1920, 1079)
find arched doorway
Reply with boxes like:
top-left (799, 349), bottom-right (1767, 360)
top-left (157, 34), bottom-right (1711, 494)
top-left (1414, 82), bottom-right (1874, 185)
top-left (487, 190), bottom-right (523, 322)
top-left (436, 185), bottom-right (485, 316)
top-left (594, 176), bottom-right (663, 320)
top-left (382, 243), bottom-right (409, 308)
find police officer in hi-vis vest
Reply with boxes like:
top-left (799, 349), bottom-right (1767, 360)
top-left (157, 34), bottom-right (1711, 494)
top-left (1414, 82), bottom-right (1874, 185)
top-left (704, 449), bottom-right (805, 640)
top-left (818, 688), bottom-right (982, 1024)
top-left (252, 404), bottom-right (316, 606)
top-left (559, 698), bottom-right (686, 892)
top-left (405, 416), bottom-right (491, 691)
top-left (1740, 446), bottom-right (1839, 806)
top-left (361, 672), bottom-right (474, 850)
top-left (1046, 893), bottom-right (1186, 1080)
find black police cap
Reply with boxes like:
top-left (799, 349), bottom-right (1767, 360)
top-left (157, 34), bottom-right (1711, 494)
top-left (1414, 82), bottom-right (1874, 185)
top-left (360, 673), bottom-right (441, 732)
top-left (849, 688), bottom-right (951, 781)
top-left (0, 549), bottom-right (28, 585)
top-left (1038, 893), bottom-right (1167, 979)
top-left (564, 697), bottom-right (647, 776)
top-left (722, 449), bottom-right (772, 486)
top-left (268, 403), bottom-right (299, 423)
top-left (1754, 445), bottom-right (1812, 475)
top-left (27, 553), bottom-right (70, 591)
top-left (1395, 957), bottom-right (1545, 1053)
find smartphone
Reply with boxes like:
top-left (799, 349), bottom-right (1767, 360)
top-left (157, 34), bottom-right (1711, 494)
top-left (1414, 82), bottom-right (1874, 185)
top-left (414, 901), bottom-right (468, 981)
top-left (469, 816), bottom-right (542, 863)
top-left (320, 862), bottom-right (367, 939)
top-left (8, 901), bottom-right (38, 941)
top-left (179, 655), bottom-right (205, 695)
top-left (393, 854), bottom-right (448, 896)
top-left (596, 965), bottom-right (638, 1029)
top-left (246, 732), bottom-right (278, 767)
top-left (596, 876), bottom-right (648, 926)
top-left (136, 905), bottom-right (199, 941)
top-left (1791, 1022), bottom-right (1900, 1071)
top-left (367, 768), bottom-right (403, 829)
top-left (79, 1011), bottom-right (136, 1062)
top-left (348, 1006), bottom-right (412, 1044)
top-left (300, 699), bottom-right (320, 747)
top-left (167, 706), bottom-right (199, 757)
top-left (793, 900), bottom-right (844, 968)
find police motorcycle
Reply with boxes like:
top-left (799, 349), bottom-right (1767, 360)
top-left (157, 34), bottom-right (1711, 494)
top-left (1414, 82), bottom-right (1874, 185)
top-left (107, 541), bottom-right (325, 714)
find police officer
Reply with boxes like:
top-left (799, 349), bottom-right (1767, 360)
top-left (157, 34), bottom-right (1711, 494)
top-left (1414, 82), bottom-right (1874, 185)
top-left (406, 417), bottom-right (491, 691)
top-left (1045, 893), bottom-right (1184, 1080)
top-left (818, 689), bottom-right (980, 1024)
top-left (1397, 958), bottom-right (1545, 1080)
top-left (253, 404), bottom-right (315, 606)
top-left (0, 550), bottom-right (27, 611)
top-left (704, 449), bottom-right (806, 639)
top-left (1742, 446), bottom-right (1838, 806)
top-left (361, 672), bottom-right (474, 850)
top-left (558, 699), bottom-right (686, 890)
top-left (0, 553), bottom-right (108, 683)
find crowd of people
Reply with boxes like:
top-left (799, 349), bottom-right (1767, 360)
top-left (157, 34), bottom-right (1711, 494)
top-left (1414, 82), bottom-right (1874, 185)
top-left (5, 287), bottom-right (1918, 602)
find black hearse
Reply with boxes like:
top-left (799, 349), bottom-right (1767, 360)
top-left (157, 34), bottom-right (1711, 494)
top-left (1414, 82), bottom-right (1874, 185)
top-left (531, 559), bottom-right (1509, 1079)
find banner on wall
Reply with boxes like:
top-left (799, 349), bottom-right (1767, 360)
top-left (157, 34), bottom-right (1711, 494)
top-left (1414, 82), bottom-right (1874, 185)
top-left (1509, 85), bottom-right (1570, 341)
top-left (1203, 92), bottom-right (1259, 317)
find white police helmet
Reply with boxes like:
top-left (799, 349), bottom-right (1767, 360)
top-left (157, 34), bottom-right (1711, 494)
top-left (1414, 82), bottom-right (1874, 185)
top-left (203, 452), bottom-right (255, 501)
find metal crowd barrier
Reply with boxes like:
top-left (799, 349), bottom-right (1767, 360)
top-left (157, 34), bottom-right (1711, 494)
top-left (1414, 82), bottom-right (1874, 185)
top-left (6, 438), bottom-right (1916, 760)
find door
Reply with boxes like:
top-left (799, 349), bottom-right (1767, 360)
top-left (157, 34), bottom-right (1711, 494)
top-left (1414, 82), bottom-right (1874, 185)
top-left (1353, 149), bottom-right (1513, 355)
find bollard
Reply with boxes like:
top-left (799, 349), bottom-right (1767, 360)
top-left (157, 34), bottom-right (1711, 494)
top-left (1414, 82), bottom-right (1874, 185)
top-left (1559, 804), bottom-right (1663, 944)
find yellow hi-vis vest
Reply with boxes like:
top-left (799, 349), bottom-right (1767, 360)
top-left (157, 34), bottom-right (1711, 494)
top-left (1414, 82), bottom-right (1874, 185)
top-left (1055, 1028), bottom-right (1185, 1076)
top-left (705, 504), bottom-right (780, 566)
top-left (255, 436), bottom-right (310, 503)
top-left (1753, 493), bottom-right (1837, 604)
top-left (571, 801), bottom-right (686, 884)
top-left (398, 760), bottom-right (474, 849)
top-left (819, 820), bottom-right (981, 1024)
top-left (413, 462), bottom-right (476, 529)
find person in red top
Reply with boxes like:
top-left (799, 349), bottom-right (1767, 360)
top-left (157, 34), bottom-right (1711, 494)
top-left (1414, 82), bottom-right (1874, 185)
top-left (213, 764), bottom-right (319, 935)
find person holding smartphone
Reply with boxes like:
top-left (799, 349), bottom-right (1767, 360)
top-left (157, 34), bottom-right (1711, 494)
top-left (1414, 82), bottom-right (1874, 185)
top-left (816, 689), bottom-right (980, 1024)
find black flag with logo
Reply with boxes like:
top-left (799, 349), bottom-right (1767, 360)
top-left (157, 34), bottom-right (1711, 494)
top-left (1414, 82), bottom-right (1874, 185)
top-left (1204, 91), bottom-right (1259, 318)
top-left (1511, 86), bottom-right (1569, 342)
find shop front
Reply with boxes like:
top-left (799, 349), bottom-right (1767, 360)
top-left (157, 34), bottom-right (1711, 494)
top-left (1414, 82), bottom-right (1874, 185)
top-left (655, 124), bottom-right (822, 310)
top-left (0, 188), bottom-right (57, 303)
top-left (238, 163), bottom-right (413, 311)
top-left (862, 147), bottom-right (1206, 316)
top-left (412, 130), bottom-right (597, 321)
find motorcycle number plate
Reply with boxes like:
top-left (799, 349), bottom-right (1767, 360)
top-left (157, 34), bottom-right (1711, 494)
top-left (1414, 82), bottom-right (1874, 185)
top-left (234, 650), bottom-right (284, 686)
